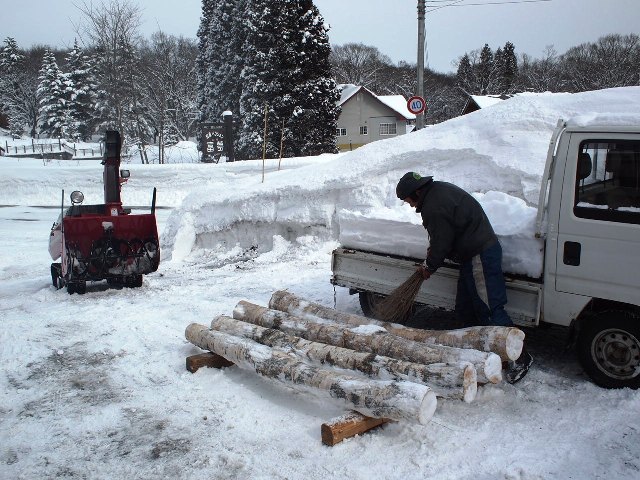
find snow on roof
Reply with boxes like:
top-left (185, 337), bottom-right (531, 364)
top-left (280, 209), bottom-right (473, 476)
top-left (337, 84), bottom-right (364, 105)
top-left (378, 95), bottom-right (416, 120)
top-left (470, 94), bottom-right (512, 109)
top-left (337, 84), bottom-right (415, 119)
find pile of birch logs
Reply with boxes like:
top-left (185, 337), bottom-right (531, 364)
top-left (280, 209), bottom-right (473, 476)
top-left (185, 290), bottom-right (525, 441)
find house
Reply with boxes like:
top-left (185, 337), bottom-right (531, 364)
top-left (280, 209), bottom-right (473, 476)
top-left (461, 94), bottom-right (514, 115)
top-left (336, 84), bottom-right (415, 151)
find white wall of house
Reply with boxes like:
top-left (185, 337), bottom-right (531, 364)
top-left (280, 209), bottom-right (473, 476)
top-left (336, 90), bottom-right (408, 151)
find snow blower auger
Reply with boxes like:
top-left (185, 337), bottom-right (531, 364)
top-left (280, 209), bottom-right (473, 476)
top-left (49, 130), bottom-right (160, 294)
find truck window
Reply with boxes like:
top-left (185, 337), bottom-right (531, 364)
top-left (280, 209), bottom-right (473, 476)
top-left (573, 140), bottom-right (640, 224)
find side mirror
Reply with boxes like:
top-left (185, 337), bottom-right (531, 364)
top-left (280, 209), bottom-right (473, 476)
top-left (120, 169), bottom-right (130, 179)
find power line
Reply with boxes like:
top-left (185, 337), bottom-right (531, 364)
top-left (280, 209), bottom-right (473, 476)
top-left (426, 0), bottom-right (466, 14)
top-left (426, 0), bottom-right (552, 12)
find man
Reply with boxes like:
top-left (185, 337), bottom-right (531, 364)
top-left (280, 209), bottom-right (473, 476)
top-left (396, 171), bottom-right (533, 384)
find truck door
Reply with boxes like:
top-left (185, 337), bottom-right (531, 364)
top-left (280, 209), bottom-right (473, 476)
top-left (555, 133), bottom-right (640, 303)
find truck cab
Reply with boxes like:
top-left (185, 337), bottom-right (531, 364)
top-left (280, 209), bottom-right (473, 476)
top-left (539, 119), bottom-right (640, 388)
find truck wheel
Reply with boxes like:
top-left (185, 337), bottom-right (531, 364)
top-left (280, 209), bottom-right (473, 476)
top-left (358, 291), bottom-right (386, 318)
top-left (577, 311), bottom-right (640, 389)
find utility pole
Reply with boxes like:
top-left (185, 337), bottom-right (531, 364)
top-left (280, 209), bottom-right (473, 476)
top-left (416, 0), bottom-right (426, 130)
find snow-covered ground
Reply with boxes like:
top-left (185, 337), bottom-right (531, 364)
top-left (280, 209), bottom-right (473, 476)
top-left (1, 87), bottom-right (640, 479)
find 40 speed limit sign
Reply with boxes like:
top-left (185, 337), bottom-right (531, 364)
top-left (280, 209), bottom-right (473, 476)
top-left (407, 96), bottom-right (426, 115)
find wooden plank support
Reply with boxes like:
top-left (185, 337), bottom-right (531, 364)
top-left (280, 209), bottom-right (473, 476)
top-left (321, 411), bottom-right (389, 446)
top-left (186, 352), bottom-right (234, 373)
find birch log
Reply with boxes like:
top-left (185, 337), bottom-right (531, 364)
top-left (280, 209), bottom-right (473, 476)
top-left (233, 301), bottom-right (502, 384)
top-left (185, 323), bottom-right (437, 425)
top-left (210, 315), bottom-right (477, 402)
top-left (269, 290), bottom-right (524, 361)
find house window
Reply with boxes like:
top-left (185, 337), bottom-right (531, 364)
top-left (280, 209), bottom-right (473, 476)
top-left (379, 123), bottom-right (397, 135)
top-left (359, 126), bottom-right (368, 135)
top-left (336, 128), bottom-right (347, 136)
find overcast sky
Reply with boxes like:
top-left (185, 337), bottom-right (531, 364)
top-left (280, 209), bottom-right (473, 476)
top-left (3, 0), bottom-right (639, 73)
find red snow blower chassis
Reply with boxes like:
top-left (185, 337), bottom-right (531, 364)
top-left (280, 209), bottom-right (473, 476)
top-left (49, 131), bottom-right (160, 294)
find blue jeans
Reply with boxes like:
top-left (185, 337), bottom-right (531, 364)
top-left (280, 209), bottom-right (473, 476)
top-left (455, 241), bottom-right (513, 327)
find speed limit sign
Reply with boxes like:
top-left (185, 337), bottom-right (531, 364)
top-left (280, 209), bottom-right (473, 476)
top-left (407, 96), bottom-right (426, 115)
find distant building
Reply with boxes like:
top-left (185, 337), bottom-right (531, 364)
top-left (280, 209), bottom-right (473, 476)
top-left (336, 84), bottom-right (416, 151)
top-left (461, 94), bottom-right (514, 115)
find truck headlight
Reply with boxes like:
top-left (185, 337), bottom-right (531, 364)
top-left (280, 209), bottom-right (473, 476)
top-left (70, 190), bottom-right (84, 205)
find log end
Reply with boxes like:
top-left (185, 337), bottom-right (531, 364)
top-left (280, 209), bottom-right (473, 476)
top-left (418, 389), bottom-right (438, 425)
top-left (505, 328), bottom-right (526, 361)
top-left (462, 363), bottom-right (478, 403)
top-left (484, 353), bottom-right (503, 384)
top-left (268, 290), bottom-right (292, 311)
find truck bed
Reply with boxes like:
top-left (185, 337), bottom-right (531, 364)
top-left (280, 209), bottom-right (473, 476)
top-left (331, 247), bottom-right (542, 327)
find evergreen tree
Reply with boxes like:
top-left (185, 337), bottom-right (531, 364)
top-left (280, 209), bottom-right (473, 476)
top-left (0, 37), bottom-right (27, 136)
top-left (455, 53), bottom-right (474, 94)
top-left (238, 0), bottom-right (338, 159)
top-left (501, 42), bottom-right (518, 93)
top-left (0, 37), bottom-right (24, 73)
top-left (64, 41), bottom-right (98, 140)
top-left (37, 48), bottom-right (68, 137)
top-left (477, 44), bottom-right (494, 94)
top-left (196, 0), bottom-right (247, 161)
top-left (206, 0), bottom-right (245, 119)
top-left (285, 0), bottom-right (339, 156)
top-left (195, 0), bottom-right (217, 126)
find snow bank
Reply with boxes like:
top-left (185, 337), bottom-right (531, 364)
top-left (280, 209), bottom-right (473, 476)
top-left (162, 87), bottom-right (640, 277)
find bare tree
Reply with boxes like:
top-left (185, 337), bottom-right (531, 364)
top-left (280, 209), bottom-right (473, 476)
top-left (330, 43), bottom-right (392, 89)
top-left (74, 0), bottom-right (143, 138)
top-left (560, 34), bottom-right (640, 91)
top-left (139, 32), bottom-right (198, 163)
top-left (517, 46), bottom-right (563, 92)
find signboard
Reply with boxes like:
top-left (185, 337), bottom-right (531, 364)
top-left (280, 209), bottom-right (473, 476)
top-left (202, 125), bottom-right (225, 160)
top-left (200, 116), bottom-right (235, 163)
top-left (407, 96), bottom-right (427, 115)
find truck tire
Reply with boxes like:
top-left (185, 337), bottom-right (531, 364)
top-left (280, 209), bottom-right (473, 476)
top-left (577, 311), bottom-right (640, 389)
top-left (358, 291), bottom-right (386, 318)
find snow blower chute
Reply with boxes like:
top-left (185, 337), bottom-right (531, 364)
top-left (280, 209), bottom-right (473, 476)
top-left (49, 131), bottom-right (160, 294)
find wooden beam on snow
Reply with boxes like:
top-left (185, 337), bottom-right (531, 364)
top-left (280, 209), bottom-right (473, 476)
top-left (186, 352), bottom-right (234, 373)
top-left (321, 411), bottom-right (389, 446)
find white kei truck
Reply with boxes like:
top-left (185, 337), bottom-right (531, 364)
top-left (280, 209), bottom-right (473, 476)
top-left (331, 118), bottom-right (640, 389)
